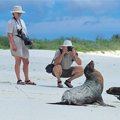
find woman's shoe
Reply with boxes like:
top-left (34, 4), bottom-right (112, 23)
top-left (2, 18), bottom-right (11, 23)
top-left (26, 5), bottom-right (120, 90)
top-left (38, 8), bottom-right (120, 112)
top-left (17, 80), bottom-right (25, 85)
top-left (25, 80), bottom-right (36, 85)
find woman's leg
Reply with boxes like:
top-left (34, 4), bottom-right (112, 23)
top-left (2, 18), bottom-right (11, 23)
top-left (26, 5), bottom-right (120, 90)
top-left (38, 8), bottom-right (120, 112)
top-left (14, 56), bottom-right (22, 81)
top-left (22, 58), bottom-right (36, 85)
top-left (22, 58), bottom-right (29, 81)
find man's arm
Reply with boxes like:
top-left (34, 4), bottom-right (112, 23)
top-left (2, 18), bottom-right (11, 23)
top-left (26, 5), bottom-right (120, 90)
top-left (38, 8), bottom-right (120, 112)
top-left (73, 54), bottom-right (82, 65)
top-left (54, 47), bottom-right (68, 65)
top-left (72, 48), bottom-right (82, 65)
top-left (54, 52), bottom-right (64, 65)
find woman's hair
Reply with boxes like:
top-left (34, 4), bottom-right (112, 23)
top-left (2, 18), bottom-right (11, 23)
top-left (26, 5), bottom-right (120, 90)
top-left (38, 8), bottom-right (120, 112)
top-left (12, 13), bottom-right (15, 16)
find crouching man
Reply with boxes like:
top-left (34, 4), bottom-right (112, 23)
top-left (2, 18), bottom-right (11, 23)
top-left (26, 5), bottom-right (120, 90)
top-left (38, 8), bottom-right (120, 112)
top-left (52, 40), bottom-right (84, 88)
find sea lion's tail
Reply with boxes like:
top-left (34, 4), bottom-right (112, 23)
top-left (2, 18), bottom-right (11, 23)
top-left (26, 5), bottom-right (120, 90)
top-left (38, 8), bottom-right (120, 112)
top-left (47, 102), bottom-right (87, 106)
top-left (47, 102), bottom-right (68, 105)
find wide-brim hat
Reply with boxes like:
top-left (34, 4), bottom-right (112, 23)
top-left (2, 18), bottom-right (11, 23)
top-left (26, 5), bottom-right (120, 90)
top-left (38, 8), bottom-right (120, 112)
top-left (61, 40), bottom-right (73, 46)
top-left (11, 5), bottom-right (25, 13)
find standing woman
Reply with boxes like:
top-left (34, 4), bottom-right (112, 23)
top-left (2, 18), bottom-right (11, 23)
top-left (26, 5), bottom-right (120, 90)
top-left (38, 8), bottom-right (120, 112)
top-left (7, 5), bottom-right (36, 85)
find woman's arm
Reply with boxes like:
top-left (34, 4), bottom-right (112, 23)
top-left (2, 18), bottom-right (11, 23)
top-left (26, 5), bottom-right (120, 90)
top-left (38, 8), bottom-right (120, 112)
top-left (8, 33), bottom-right (17, 51)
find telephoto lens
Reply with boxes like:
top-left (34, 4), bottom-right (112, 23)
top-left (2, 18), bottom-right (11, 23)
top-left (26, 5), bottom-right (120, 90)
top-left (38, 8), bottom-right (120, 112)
top-left (67, 46), bottom-right (73, 51)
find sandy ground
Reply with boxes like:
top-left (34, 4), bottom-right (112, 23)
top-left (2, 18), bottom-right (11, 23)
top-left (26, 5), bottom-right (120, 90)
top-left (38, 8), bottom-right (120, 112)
top-left (0, 49), bottom-right (120, 120)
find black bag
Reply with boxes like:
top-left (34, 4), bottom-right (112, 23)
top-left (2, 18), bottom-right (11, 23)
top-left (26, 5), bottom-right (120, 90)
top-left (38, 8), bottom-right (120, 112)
top-left (45, 64), bottom-right (54, 73)
top-left (20, 33), bottom-right (32, 45)
top-left (17, 29), bottom-right (32, 46)
top-left (45, 60), bottom-right (54, 73)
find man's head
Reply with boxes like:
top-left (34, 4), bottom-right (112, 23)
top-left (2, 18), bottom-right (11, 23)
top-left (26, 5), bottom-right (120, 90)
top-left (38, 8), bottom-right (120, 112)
top-left (61, 40), bottom-right (73, 47)
top-left (61, 40), bottom-right (73, 52)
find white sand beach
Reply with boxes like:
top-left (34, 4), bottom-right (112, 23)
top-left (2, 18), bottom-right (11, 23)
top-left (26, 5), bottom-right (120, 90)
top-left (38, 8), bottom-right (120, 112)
top-left (0, 49), bottom-right (120, 120)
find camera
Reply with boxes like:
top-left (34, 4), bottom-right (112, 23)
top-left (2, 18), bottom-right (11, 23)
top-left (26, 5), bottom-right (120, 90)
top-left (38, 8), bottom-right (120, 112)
top-left (67, 46), bottom-right (73, 51)
top-left (21, 33), bottom-right (32, 45)
top-left (17, 29), bottom-right (22, 35)
top-left (17, 29), bottom-right (32, 45)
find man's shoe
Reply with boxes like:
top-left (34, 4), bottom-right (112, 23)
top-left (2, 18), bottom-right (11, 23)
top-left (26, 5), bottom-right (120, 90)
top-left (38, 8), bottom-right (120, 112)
top-left (57, 81), bottom-right (63, 88)
top-left (64, 80), bottom-right (73, 88)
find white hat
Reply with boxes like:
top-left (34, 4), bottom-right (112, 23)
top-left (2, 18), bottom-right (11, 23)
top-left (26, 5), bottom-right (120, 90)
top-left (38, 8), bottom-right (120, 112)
top-left (61, 40), bottom-right (73, 46)
top-left (11, 5), bottom-right (25, 13)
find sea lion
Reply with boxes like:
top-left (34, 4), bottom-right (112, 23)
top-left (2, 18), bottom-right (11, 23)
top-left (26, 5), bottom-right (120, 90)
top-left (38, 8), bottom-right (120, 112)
top-left (106, 87), bottom-right (120, 100)
top-left (49, 60), bottom-right (114, 107)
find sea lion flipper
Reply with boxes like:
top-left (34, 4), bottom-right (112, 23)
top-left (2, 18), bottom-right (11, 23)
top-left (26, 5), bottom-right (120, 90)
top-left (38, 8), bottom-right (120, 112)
top-left (96, 97), bottom-right (115, 107)
top-left (114, 95), bottom-right (120, 100)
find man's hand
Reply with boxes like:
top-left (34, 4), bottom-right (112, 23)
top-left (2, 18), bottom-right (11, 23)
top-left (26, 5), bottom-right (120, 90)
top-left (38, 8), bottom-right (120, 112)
top-left (62, 46), bottom-right (68, 54)
top-left (71, 48), bottom-right (77, 56)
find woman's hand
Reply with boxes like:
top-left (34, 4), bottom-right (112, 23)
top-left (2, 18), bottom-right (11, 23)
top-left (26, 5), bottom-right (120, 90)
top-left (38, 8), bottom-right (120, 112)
top-left (12, 44), bottom-right (17, 51)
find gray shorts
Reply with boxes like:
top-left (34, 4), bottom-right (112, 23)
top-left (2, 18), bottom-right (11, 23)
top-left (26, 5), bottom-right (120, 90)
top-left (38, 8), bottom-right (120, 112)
top-left (52, 67), bottom-right (75, 78)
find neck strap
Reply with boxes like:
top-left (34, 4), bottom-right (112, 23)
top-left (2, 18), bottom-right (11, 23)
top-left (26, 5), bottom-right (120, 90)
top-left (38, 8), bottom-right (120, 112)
top-left (13, 17), bottom-right (22, 28)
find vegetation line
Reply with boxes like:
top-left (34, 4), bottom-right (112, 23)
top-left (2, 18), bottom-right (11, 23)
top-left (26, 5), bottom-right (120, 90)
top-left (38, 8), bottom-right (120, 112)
top-left (0, 35), bottom-right (120, 52)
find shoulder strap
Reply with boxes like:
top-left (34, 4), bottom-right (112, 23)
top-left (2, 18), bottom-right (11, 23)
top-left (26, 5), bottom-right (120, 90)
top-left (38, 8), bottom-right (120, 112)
top-left (13, 17), bottom-right (22, 29)
top-left (59, 48), bottom-right (63, 54)
top-left (51, 59), bottom-right (54, 64)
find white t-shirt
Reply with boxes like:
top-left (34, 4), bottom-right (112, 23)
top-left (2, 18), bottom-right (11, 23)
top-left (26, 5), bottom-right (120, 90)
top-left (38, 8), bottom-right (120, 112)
top-left (54, 49), bottom-right (75, 70)
top-left (7, 18), bottom-right (29, 58)
top-left (7, 18), bottom-right (27, 36)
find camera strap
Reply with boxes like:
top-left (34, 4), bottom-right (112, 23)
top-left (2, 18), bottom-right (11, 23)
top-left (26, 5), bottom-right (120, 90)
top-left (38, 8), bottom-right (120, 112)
top-left (13, 17), bottom-right (23, 30)
top-left (13, 17), bottom-right (24, 39)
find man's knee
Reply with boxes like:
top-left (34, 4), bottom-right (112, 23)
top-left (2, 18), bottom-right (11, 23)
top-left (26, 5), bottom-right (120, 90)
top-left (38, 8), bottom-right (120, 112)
top-left (73, 66), bottom-right (84, 76)
top-left (53, 65), bottom-right (62, 76)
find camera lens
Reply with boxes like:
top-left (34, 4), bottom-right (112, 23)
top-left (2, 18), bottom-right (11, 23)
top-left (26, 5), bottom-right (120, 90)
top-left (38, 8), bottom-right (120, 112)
top-left (67, 46), bottom-right (72, 51)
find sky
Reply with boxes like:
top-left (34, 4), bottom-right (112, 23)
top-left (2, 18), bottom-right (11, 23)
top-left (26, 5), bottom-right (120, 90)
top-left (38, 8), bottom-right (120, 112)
top-left (0, 0), bottom-right (120, 40)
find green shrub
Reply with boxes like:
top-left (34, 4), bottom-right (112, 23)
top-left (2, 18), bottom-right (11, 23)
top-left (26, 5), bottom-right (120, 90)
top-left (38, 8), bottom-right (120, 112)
top-left (0, 35), bottom-right (120, 52)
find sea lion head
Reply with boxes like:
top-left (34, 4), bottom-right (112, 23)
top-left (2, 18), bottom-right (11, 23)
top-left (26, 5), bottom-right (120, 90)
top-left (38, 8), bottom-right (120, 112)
top-left (106, 87), bottom-right (120, 95)
top-left (84, 60), bottom-right (95, 78)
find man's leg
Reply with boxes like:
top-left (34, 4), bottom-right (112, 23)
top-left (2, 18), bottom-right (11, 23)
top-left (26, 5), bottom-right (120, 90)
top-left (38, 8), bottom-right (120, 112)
top-left (65, 66), bottom-right (84, 88)
top-left (53, 65), bottom-right (63, 88)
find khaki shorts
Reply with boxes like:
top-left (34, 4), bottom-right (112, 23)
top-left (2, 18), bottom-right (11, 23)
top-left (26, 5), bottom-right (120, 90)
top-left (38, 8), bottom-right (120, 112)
top-left (52, 67), bottom-right (75, 78)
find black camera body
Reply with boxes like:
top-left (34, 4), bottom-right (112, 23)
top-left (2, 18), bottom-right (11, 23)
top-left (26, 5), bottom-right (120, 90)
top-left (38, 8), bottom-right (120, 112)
top-left (17, 28), bottom-right (22, 35)
top-left (17, 29), bottom-right (32, 45)
top-left (67, 46), bottom-right (73, 51)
